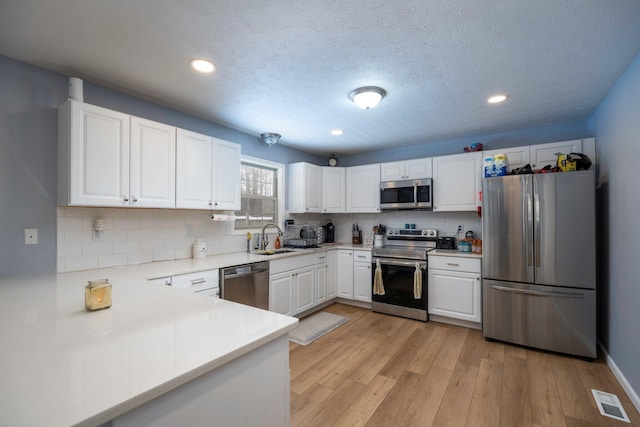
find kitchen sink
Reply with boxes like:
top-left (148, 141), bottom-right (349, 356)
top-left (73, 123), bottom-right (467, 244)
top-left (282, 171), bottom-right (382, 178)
top-left (256, 249), bottom-right (299, 256)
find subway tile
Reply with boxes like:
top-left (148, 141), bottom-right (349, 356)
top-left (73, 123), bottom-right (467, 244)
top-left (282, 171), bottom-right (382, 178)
top-left (128, 229), bottom-right (153, 241)
top-left (113, 217), bottom-right (141, 230)
top-left (57, 216), bottom-right (82, 232)
top-left (102, 229), bottom-right (128, 242)
top-left (82, 242), bottom-right (114, 257)
top-left (98, 254), bottom-right (128, 269)
top-left (64, 256), bottom-right (99, 272)
top-left (152, 249), bottom-right (175, 262)
top-left (128, 252), bottom-right (153, 265)
top-left (114, 240), bottom-right (141, 254)
top-left (58, 244), bottom-right (82, 258)
top-left (64, 230), bottom-right (93, 244)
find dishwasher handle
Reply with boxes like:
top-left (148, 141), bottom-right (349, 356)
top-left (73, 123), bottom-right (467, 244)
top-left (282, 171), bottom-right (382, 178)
top-left (224, 268), bottom-right (269, 279)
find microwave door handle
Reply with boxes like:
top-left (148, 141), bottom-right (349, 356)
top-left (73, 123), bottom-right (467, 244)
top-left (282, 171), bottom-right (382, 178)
top-left (414, 182), bottom-right (418, 207)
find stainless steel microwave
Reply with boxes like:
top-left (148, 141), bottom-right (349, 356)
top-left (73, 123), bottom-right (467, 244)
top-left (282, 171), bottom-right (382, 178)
top-left (380, 178), bottom-right (433, 210)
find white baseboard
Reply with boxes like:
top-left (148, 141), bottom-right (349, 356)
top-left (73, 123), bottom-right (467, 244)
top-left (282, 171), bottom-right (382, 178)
top-left (598, 340), bottom-right (640, 415)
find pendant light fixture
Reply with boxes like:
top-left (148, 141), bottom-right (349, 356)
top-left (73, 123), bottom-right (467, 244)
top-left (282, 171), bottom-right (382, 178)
top-left (349, 86), bottom-right (386, 110)
top-left (260, 132), bottom-right (281, 146)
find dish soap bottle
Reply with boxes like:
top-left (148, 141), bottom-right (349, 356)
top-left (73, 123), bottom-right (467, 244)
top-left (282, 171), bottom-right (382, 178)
top-left (275, 235), bottom-right (281, 249)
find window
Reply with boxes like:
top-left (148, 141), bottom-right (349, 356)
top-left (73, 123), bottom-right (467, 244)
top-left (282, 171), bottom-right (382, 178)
top-left (234, 157), bottom-right (283, 231)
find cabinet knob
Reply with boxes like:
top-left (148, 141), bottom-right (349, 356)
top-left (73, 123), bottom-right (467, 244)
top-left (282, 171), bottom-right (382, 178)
top-left (214, 201), bottom-right (218, 206)
top-left (123, 196), bottom-right (129, 202)
top-left (164, 280), bottom-right (171, 286)
top-left (208, 200), bottom-right (213, 206)
top-left (132, 196), bottom-right (138, 203)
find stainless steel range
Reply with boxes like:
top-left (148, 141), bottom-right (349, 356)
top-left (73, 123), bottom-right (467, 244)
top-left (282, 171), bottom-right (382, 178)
top-left (371, 228), bottom-right (437, 321)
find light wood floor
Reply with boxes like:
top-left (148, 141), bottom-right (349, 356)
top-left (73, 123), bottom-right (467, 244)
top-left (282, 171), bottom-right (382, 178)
top-left (289, 303), bottom-right (639, 427)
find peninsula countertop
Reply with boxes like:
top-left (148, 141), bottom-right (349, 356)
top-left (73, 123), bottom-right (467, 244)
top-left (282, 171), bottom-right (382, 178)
top-left (0, 268), bottom-right (298, 427)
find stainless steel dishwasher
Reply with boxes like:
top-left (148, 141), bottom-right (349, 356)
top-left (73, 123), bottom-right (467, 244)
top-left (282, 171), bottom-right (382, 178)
top-left (220, 261), bottom-right (270, 310)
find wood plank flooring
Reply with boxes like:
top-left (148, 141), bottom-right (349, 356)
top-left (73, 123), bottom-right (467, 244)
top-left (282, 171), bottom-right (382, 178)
top-left (289, 304), bottom-right (639, 427)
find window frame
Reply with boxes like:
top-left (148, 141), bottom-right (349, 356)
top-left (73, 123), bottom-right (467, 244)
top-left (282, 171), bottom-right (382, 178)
top-left (232, 155), bottom-right (285, 235)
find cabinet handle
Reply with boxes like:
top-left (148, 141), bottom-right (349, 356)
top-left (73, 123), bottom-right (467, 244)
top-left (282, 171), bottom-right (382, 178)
top-left (446, 262), bottom-right (460, 266)
top-left (164, 280), bottom-right (171, 286)
top-left (208, 200), bottom-right (213, 206)
top-left (357, 255), bottom-right (367, 259)
top-left (214, 201), bottom-right (218, 206)
top-left (190, 278), bottom-right (206, 285)
top-left (123, 196), bottom-right (129, 202)
top-left (132, 196), bottom-right (138, 203)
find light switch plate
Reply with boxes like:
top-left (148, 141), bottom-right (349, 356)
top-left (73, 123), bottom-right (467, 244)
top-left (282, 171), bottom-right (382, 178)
top-left (25, 228), bottom-right (38, 245)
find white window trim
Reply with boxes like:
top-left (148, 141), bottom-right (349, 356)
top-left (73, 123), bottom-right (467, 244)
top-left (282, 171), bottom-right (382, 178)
top-left (231, 155), bottom-right (285, 236)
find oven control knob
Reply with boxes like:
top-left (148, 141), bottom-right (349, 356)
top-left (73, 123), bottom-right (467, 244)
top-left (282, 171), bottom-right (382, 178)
top-left (421, 230), bottom-right (427, 236)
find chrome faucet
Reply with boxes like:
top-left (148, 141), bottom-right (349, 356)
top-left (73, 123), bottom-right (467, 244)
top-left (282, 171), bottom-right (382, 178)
top-left (261, 223), bottom-right (283, 250)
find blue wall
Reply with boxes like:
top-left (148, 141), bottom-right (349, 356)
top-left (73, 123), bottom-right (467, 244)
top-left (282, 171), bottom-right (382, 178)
top-left (588, 51), bottom-right (640, 402)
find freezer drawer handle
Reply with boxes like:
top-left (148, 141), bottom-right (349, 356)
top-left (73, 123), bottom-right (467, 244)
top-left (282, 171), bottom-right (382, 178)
top-left (491, 285), bottom-right (584, 299)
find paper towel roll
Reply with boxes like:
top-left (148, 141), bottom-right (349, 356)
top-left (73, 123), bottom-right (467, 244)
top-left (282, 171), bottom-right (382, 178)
top-left (69, 77), bottom-right (84, 102)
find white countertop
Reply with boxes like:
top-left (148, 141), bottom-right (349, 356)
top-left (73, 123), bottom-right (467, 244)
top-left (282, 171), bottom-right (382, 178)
top-left (0, 267), bottom-right (298, 427)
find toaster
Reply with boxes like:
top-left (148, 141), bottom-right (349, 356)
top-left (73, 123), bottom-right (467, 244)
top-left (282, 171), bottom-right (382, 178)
top-left (436, 237), bottom-right (456, 250)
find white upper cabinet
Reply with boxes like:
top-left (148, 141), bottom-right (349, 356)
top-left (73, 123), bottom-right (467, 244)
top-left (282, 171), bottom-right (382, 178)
top-left (211, 137), bottom-right (241, 210)
top-left (346, 164), bottom-right (381, 213)
top-left (432, 152), bottom-right (480, 212)
top-left (484, 146), bottom-right (531, 173)
top-left (322, 167), bottom-right (346, 213)
top-left (130, 116), bottom-right (176, 208)
top-left (380, 158), bottom-right (432, 181)
top-left (485, 139), bottom-right (591, 173)
top-left (59, 101), bottom-right (130, 207)
top-left (176, 130), bottom-right (241, 210)
top-left (288, 162), bottom-right (322, 213)
top-left (529, 139), bottom-right (583, 168)
top-left (59, 100), bottom-right (176, 208)
top-left (176, 129), bottom-right (213, 209)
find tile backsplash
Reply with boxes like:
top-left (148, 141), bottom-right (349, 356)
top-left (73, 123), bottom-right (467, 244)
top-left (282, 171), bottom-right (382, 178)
top-left (57, 207), bottom-right (245, 273)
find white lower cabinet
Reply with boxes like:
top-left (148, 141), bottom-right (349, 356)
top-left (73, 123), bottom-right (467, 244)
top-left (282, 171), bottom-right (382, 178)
top-left (326, 250), bottom-right (338, 299)
top-left (269, 272), bottom-right (294, 316)
top-left (428, 255), bottom-right (481, 325)
top-left (353, 250), bottom-right (372, 302)
top-left (315, 252), bottom-right (328, 304)
top-left (293, 266), bottom-right (315, 314)
top-left (149, 270), bottom-right (220, 299)
top-left (269, 251), bottom-right (332, 316)
top-left (336, 250), bottom-right (354, 298)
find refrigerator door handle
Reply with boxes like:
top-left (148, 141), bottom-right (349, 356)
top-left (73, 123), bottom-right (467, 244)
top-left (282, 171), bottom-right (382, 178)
top-left (491, 284), bottom-right (584, 299)
top-left (533, 178), bottom-right (541, 268)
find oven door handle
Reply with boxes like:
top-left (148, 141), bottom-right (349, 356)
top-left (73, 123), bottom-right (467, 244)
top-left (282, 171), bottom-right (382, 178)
top-left (372, 258), bottom-right (426, 269)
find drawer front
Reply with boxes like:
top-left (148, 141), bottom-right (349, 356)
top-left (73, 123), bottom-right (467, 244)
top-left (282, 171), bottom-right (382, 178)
top-left (429, 256), bottom-right (480, 273)
top-left (148, 276), bottom-right (172, 287)
top-left (315, 251), bottom-right (328, 265)
top-left (172, 269), bottom-right (219, 292)
top-left (353, 250), bottom-right (371, 263)
top-left (270, 253), bottom-right (316, 274)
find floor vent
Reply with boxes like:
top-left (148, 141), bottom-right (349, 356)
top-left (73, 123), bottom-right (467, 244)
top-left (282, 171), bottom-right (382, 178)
top-left (591, 389), bottom-right (630, 423)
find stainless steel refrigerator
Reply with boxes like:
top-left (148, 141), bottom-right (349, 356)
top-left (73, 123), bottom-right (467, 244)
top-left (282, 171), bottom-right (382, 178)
top-left (482, 170), bottom-right (596, 358)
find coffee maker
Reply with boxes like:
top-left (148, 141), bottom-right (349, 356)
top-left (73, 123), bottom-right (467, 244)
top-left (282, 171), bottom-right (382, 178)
top-left (324, 219), bottom-right (335, 243)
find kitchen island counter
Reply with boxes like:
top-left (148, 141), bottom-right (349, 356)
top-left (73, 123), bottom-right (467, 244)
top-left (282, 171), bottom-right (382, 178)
top-left (0, 269), bottom-right (297, 427)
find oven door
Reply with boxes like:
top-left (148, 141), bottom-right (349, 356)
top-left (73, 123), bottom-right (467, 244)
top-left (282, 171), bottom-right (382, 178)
top-left (372, 257), bottom-right (427, 310)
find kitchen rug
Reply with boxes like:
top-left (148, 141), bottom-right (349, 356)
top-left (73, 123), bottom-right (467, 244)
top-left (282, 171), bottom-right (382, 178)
top-left (289, 312), bottom-right (349, 346)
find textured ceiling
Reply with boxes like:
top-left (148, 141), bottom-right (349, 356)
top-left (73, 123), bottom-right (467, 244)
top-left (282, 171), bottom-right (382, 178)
top-left (1, 1), bottom-right (640, 156)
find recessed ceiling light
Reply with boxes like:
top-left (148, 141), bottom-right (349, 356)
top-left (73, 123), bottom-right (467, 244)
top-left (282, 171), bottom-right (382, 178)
top-left (330, 129), bottom-right (344, 136)
top-left (487, 94), bottom-right (508, 104)
top-left (190, 58), bottom-right (215, 73)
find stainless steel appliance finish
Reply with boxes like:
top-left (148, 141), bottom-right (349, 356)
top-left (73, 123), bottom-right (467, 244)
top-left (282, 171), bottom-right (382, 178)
top-left (372, 229), bottom-right (437, 321)
top-left (380, 178), bottom-right (433, 210)
top-left (283, 238), bottom-right (318, 248)
top-left (220, 261), bottom-right (270, 310)
top-left (482, 170), bottom-right (596, 358)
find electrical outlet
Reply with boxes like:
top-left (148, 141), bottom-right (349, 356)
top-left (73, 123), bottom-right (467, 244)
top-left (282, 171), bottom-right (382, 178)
top-left (185, 225), bottom-right (193, 237)
top-left (457, 225), bottom-right (463, 232)
top-left (25, 228), bottom-right (38, 245)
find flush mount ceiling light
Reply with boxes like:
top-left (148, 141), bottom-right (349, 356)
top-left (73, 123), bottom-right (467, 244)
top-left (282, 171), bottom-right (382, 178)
top-left (330, 129), bottom-right (344, 136)
top-left (260, 132), bottom-right (281, 146)
top-left (190, 58), bottom-right (215, 73)
top-left (349, 86), bottom-right (386, 110)
top-left (487, 94), bottom-right (509, 104)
